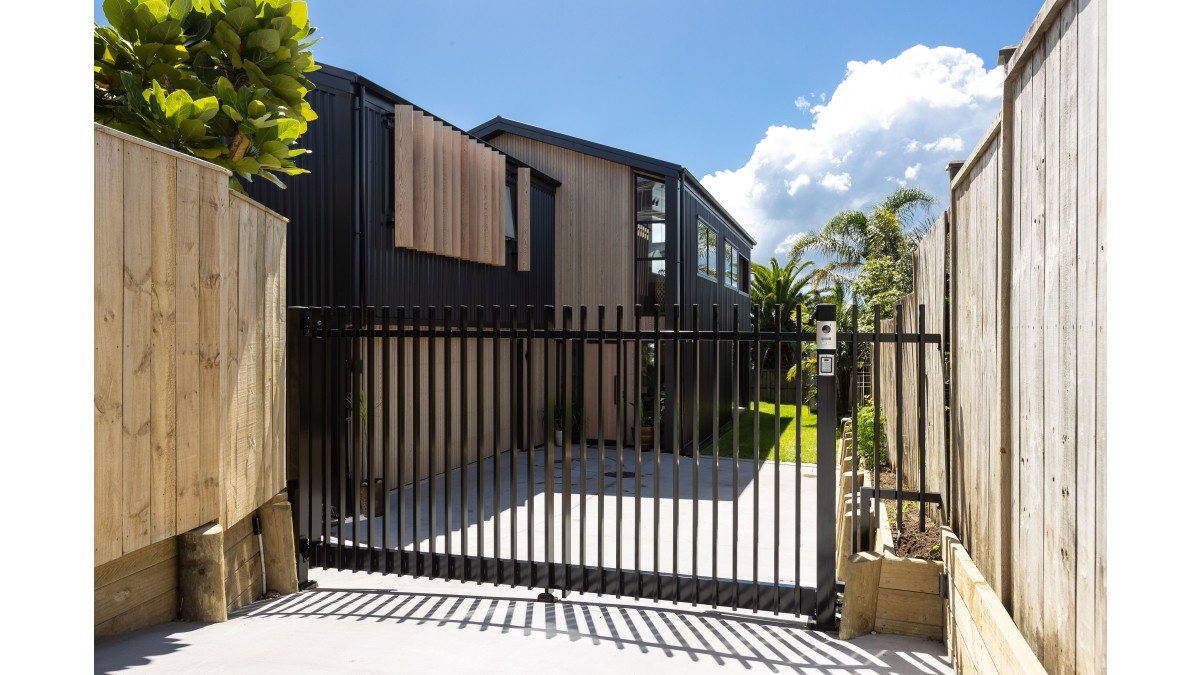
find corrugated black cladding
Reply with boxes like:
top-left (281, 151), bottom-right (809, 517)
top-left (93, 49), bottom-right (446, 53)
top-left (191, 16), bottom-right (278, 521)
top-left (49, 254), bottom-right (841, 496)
top-left (248, 76), bottom-right (357, 308)
top-left (676, 183), bottom-right (754, 452)
top-left (248, 67), bottom-right (556, 323)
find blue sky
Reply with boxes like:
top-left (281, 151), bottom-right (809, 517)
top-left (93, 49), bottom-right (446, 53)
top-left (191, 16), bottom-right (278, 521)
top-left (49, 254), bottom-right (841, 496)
top-left (94, 0), bottom-right (1043, 260)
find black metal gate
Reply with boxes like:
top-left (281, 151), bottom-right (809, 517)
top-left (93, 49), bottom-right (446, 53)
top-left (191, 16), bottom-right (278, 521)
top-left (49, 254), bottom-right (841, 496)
top-left (286, 303), bottom-right (940, 630)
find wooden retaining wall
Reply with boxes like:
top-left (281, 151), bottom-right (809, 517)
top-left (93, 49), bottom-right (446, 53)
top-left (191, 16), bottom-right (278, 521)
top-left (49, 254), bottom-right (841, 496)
top-left (94, 123), bottom-right (288, 635)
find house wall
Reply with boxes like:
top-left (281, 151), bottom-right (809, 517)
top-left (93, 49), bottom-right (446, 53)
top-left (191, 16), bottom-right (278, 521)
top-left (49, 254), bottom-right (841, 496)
top-left (247, 68), bottom-right (557, 315)
top-left (487, 133), bottom-right (637, 442)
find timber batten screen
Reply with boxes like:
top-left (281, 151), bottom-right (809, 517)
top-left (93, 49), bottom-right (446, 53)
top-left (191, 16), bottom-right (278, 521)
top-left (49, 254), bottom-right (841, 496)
top-left (395, 104), bottom-right (513, 266)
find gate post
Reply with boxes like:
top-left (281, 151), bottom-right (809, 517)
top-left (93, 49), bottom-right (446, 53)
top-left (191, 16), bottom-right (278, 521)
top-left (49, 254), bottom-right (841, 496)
top-left (286, 307), bottom-right (310, 587)
top-left (814, 304), bottom-right (838, 629)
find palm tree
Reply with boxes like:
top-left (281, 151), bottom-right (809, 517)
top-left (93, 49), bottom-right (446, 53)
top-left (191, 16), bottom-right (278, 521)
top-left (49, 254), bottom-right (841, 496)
top-left (749, 258), bottom-right (818, 370)
top-left (788, 187), bottom-right (935, 292)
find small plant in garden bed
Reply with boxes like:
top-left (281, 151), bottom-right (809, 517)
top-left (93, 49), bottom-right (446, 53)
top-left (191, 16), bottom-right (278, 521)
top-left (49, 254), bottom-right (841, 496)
top-left (878, 467), bottom-right (940, 561)
top-left (854, 398), bottom-right (889, 469)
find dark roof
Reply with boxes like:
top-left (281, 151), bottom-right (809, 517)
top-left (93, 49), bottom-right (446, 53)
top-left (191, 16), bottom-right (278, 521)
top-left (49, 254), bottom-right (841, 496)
top-left (470, 117), bottom-right (755, 247)
top-left (314, 64), bottom-right (560, 188)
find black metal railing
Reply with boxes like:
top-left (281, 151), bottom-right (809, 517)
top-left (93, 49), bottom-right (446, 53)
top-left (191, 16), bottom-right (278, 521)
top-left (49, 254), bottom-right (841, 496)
top-left (286, 303), bottom-right (940, 628)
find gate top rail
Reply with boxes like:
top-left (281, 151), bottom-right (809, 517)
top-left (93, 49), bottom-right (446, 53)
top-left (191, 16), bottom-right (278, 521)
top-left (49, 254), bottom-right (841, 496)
top-left (288, 305), bottom-right (941, 344)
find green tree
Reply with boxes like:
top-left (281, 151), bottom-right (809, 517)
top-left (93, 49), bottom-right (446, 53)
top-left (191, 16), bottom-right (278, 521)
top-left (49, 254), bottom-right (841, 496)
top-left (94, 0), bottom-right (320, 190)
top-left (750, 258), bottom-right (818, 369)
top-left (788, 187), bottom-right (935, 296)
top-left (851, 255), bottom-right (912, 316)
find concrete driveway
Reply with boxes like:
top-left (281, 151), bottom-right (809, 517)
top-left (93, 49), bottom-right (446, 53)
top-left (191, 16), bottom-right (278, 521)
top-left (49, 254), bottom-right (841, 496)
top-left (95, 569), bottom-right (951, 674)
top-left (328, 444), bottom-right (817, 587)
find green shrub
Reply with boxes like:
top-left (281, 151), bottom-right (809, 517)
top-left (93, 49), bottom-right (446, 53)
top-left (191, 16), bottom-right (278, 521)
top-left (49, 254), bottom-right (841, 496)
top-left (94, 0), bottom-right (320, 190)
top-left (854, 401), bottom-right (889, 468)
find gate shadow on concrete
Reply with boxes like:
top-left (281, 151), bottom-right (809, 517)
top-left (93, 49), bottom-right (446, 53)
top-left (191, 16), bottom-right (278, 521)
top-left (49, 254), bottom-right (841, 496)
top-left (244, 587), bottom-right (950, 674)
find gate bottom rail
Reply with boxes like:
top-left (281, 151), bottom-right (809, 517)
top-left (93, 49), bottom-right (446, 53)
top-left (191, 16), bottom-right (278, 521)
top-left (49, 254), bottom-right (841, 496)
top-left (310, 541), bottom-right (817, 616)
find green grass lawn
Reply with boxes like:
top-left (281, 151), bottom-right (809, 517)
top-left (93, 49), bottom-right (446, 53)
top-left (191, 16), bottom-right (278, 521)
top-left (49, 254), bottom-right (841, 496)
top-left (699, 401), bottom-right (817, 464)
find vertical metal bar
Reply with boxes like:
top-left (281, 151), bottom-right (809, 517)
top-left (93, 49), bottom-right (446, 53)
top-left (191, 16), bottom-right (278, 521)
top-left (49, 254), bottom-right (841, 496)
top-left (460, 306), bottom-right (470, 580)
top-left (526, 306), bottom-right (536, 587)
top-left (691, 304), bottom-right (700, 605)
top-left (634, 306), bottom-right (646, 600)
top-left (442, 306), bottom-right (453, 579)
top-left (365, 306), bottom-right (376, 566)
top-left (615, 305), bottom-right (625, 593)
top-left (597, 305), bottom-right (607, 594)
top-left (711, 304), bottom-right (720, 609)
top-left (652, 305), bottom-right (661, 600)
top-left (731, 304), bottom-right (740, 610)
top-left (321, 307), bottom-right (336, 564)
top-left (475, 306), bottom-right (485, 584)
top-left (492, 305), bottom-right (502, 585)
top-left (543, 305), bottom-right (554, 592)
top-left (814, 303), bottom-right (838, 629)
top-left (773, 306), bottom-right (782, 613)
top-left (412, 307), bottom-right (423, 576)
top-left (381, 307), bottom-right (392, 563)
top-left (752, 310), bottom-right (760, 611)
top-left (396, 307), bottom-right (406, 568)
top-left (873, 306), bottom-right (881, 537)
top-left (336, 306), bottom-right (349, 571)
top-left (563, 305), bottom-right (574, 592)
top-left (350, 306), bottom-right (361, 571)
top-left (672, 304), bottom-right (681, 604)
top-left (851, 303), bottom-right (860, 553)
top-left (296, 307), bottom-right (311, 577)
top-left (578, 306), bottom-right (588, 593)
top-left (509, 305), bottom-right (519, 583)
top-left (426, 305), bottom-right (437, 579)
top-left (795, 304), bottom-right (803, 616)
top-left (895, 303), bottom-right (905, 542)
top-left (918, 304), bottom-right (927, 531)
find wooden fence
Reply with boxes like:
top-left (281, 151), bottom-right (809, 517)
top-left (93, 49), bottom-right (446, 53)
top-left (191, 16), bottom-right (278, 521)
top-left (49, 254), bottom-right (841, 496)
top-left (875, 213), bottom-right (948, 527)
top-left (873, 0), bottom-right (1105, 671)
top-left (94, 124), bottom-right (287, 568)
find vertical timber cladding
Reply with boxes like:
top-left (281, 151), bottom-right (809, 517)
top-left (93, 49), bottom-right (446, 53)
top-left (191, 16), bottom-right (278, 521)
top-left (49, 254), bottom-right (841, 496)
top-left (942, 0), bottom-right (1105, 671)
top-left (488, 133), bottom-right (636, 443)
top-left (518, 168), bottom-right (532, 271)
top-left (950, 118), bottom-right (1003, 603)
top-left (94, 124), bottom-right (287, 569)
top-left (394, 104), bottom-right (510, 265)
top-left (1004, 0), bottom-right (1104, 671)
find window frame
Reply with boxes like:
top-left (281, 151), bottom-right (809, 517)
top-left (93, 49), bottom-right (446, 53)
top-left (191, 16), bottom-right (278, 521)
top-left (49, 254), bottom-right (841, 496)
top-left (696, 217), bottom-right (718, 282)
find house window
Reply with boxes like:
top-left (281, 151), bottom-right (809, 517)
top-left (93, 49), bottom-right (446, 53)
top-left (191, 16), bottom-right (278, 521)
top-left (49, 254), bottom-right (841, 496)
top-left (635, 175), bottom-right (667, 311)
top-left (724, 241), bottom-right (738, 288)
top-left (739, 254), bottom-right (750, 293)
top-left (697, 219), bottom-right (717, 280)
top-left (505, 184), bottom-right (516, 240)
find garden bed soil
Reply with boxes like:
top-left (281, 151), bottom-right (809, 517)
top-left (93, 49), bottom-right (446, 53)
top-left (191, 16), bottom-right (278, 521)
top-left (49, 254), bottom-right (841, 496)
top-left (877, 468), bottom-right (941, 561)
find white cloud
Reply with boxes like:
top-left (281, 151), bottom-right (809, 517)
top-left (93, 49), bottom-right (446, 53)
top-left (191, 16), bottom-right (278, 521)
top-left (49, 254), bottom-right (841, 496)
top-left (786, 174), bottom-right (811, 195)
top-left (794, 95), bottom-right (811, 111)
top-left (923, 136), bottom-right (964, 152)
top-left (820, 172), bottom-right (852, 192)
top-left (701, 45), bottom-right (1003, 260)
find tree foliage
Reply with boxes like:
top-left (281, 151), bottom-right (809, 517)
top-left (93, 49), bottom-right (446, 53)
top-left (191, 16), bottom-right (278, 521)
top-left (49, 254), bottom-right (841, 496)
top-left (788, 187), bottom-right (935, 294)
top-left (94, 0), bottom-right (320, 190)
top-left (750, 258), bottom-right (818, 369)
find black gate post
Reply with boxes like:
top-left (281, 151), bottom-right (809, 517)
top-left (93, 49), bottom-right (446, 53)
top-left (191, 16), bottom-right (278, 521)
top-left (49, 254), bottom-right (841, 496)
top-left (814, 304), bottom-right (838, 629)
top-left (286, 307), bottom-right (310, 587)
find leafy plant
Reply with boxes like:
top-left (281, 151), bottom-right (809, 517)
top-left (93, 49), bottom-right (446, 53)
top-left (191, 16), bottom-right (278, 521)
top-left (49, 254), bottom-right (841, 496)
top-left (854, 399), bottom-right (889, 468)
top-left (94, 0), bottom-right (320, 190)
top-left (545, 399), bottom-right (587, 441)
